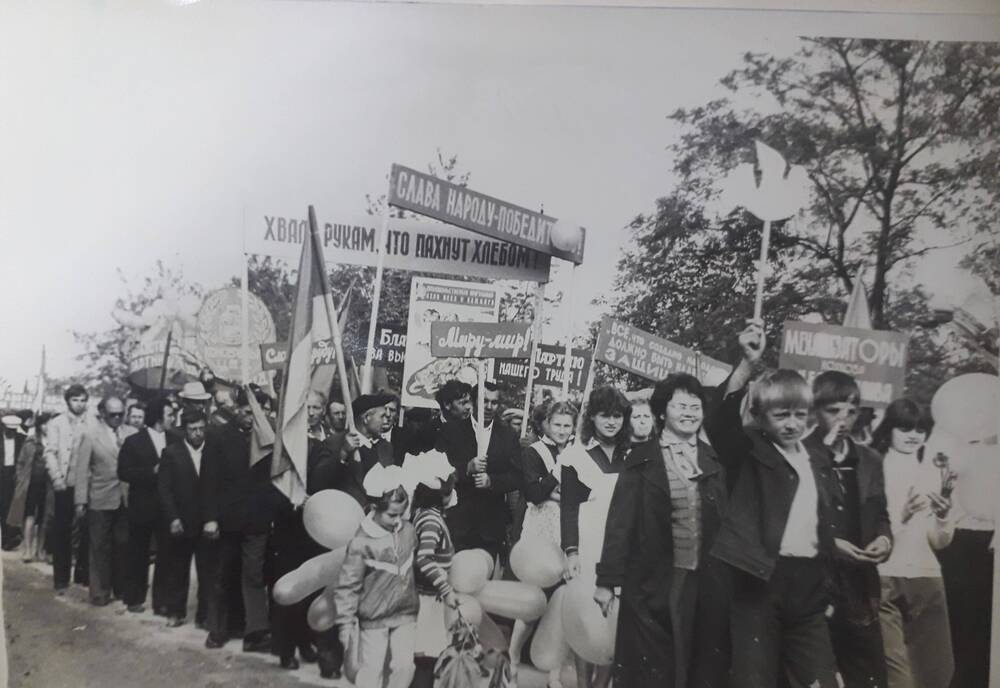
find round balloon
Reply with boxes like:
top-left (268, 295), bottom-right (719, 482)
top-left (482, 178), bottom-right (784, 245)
top-left (476, 581), bottom-right (547, 622)
top-left (449, 549), bottom-right (493, 594)
top-left (561, 578), bottom-right (617, 665)
top-left (510, 536), bottom-right (566, 588)
top-left (445, 593), bottom-right (484, 629)
top-left (303, 490), bottom-right (364, 550)
top-left (931, 373), bottom-right (1000, 443)
top-left (307, 588), bottom-right (338, 632)
top-left (531, 585), bottom-right (570, 671)
top-left (550, 221), bottom-right (584, 254)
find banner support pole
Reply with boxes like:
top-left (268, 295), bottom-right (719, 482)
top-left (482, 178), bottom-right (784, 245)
top-left (521, 282), bottom-right (545, 440)
top-left (574, 353), bottom-right (597, 439)
top-left (753, 220), bottom-right (772, 321)
top-left (241, 251), bottom-right (250, 384)
top-left (362, 201), bottom-right (392, 395)
top-left (562, 262), bottom-right (577, 399)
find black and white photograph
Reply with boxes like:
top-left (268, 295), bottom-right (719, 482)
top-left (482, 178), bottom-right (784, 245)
top-left (1, 1), bottom-right (999, 686)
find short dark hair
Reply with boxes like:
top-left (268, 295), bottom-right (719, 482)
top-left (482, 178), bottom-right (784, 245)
top-left (410, 476), bottom-right (455, 512)
top-left (872, 398), bottom-right (933, 454)
top-left (812, 371), bottom-right (860, 408)
top-left (650, 373), bottom-right (705, 426)
top-left (183, 408), bottom-right (207, 426)
top-left (482, 380), bottom-right (499, 393)
top-left (435, 380), bottom-right (473, 411)
top-left (145, 397), bottom-right (171, 427)
top-left (63, 384), bottom-right (88, 403)
top-left (128, 401), bottom-right (146, 413)
top-left (580, 385), bottom-right (631, 445)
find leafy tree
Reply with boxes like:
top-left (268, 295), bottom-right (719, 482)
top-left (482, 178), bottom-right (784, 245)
top-left (669, 38), bottom-right (1000, 328)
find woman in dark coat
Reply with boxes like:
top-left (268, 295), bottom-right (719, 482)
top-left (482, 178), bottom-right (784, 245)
top-left (594, 373), bottom-right (730, 688)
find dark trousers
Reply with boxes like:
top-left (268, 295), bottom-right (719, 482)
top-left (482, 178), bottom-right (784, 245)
top-left (270, 508), bottom-right (326, 660)
top-left (52, 489), bottom-right (78, 589)
top-left (827, 562), bottom-right (887, 688)
top-left (207, 531), bottom-right (269, 639)
top-left (125, 518), bottom-right (169, 609)
top-left (73, 509), bottom-right (89, 585)
top-left (1, 465), bottom-right (18, 548)
top-left (731, 557), bottom-right (840, 688)
top-left (939, 529), bottom-right (992, 688)
top-left (162, 533), bottom-right (210, 622)
top-left (87, 507), bottom-right (129, 602)
top-left (316, 628), bottom-right (344, 676)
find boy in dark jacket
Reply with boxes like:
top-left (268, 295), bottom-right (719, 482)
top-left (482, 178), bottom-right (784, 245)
top-left (804, 371), bottom-right (892, 688)
top-left (706, 320), bottom-right (842, 688)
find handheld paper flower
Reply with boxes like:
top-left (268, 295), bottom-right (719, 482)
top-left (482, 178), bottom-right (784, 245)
top-left (720, 140), bottom-right (812, 222)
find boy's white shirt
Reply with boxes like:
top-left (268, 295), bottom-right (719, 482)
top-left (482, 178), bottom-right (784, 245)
top-left (773, 440), bottom-right (820, 558)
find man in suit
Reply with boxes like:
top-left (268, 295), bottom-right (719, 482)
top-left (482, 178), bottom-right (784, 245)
top-left (44, 384), bottom-right (90, 593)
top-left (158, 408), bottom-right (212, 628)
top-left (73, 397), bottom-right (128, 606)
top-left (118, 396), bottom-right (175, 613)
top-left (435, 380), bottom-right (520, 560)
top-left (334, 394), bottom-right (395, 506)
top-left (201, 386), bottom-right (273, 653)
top-left (1, 415), bottom-right (26, 550)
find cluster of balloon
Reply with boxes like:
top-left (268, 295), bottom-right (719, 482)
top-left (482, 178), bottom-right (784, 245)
top-left (530, 585), bottom-right (570, 671)
top-left (561, 579), bottom-right (617, 665)
top-left (930, 373), bottom-right (1000, 444)
top-left (303, 490), bottom-right (365, 550)
top-left (271, 489), bottom-right (366, 632)
top-left (509, 536), bottom-right (566, 588)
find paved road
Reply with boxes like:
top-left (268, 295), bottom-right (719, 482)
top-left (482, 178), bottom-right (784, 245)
top-left (2, 553), bottom-right (551, 688)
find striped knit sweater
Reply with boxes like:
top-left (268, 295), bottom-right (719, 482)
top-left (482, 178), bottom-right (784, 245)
top-left (413, 507), bottom-right (455, 598)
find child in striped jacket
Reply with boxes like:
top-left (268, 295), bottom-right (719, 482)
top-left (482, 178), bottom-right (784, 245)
top-left (407, 450), bottom-right (459, 688)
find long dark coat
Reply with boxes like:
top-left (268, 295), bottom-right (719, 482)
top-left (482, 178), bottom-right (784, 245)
top-left (596, 437), bottom-right (730, 688)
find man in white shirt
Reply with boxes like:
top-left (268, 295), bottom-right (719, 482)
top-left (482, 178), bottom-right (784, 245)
top-left (157, 409), bottom-right (211, 628)
top-left (44, 383), bottom-right (90, 592)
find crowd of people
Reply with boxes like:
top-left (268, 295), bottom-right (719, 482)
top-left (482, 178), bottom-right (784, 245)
top-left (0, 319), bottom-right (994, 688)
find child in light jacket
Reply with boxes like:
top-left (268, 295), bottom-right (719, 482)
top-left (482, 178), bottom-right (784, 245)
top-left (335, 464), bottom-right (419, 688)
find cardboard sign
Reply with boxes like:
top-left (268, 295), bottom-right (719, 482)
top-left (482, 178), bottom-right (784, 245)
top-left (779, 320), bottom-right (909, 409)
top-left (245, 210), bottom-right (551, 282)
top-left (387, 164), bottom-right (585, 264)
top-left (430, 322), bottom-right (532, 359)
top-left (594, 317), bottom-right (731, 385)
top-left (494, 344), bottom-right (593, 391)
top-left (401, 277), bottom-right (501, 409)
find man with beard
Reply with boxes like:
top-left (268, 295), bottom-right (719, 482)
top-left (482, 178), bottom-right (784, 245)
top-left (434, 380), bottom-right (519, 562)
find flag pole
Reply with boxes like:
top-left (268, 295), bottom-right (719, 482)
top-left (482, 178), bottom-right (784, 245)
top-left (158, 328), bottom-right (173, 392)
top-left (362, 199), bottom-right (391, 394)
top-left (520, 282), bottom-right (546, 440)
top-left (753, 220), bottom-right (772, 321)
top-left (574, 350), bottom-right (597, 439)
top-left (477, 360), bottom-right (487, 455)
top-left (309, 206), bottom-right (356, 434)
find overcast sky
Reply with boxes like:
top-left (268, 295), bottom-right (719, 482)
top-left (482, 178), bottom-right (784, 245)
top-left (1, 0), bottom-right (997, 388)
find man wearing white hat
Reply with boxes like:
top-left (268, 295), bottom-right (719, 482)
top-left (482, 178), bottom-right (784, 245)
top-left (0, 415), bottom-right (26, 549)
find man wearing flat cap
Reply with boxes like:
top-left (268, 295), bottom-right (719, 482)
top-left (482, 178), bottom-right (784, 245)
top-left (1, 415), bottom-right (26, 549)
top-left (334, 394), bottom-right (397, 507)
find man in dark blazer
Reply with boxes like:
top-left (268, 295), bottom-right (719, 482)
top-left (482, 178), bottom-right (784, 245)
top-left (201, 387), bottom-right (273, 653)
top-left (157, 408), bottom-right (212, 628)
top-left (434, 380), bottom-right (520, 560)
top-left (333, 394), bottom-right (394, 507)
top-left (118, 396), bottom-right (175, 614)
top-left (0, 415), bottom-right (27, 549)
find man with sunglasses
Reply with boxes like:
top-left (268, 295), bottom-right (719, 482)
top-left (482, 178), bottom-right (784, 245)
top-left (73, 396), bottom-right (129, 606)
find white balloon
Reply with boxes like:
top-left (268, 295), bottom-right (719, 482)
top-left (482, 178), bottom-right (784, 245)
top-left (561, 578), bottom-right (617, 665)
top-left (531, 585), bottom-right (570, 671)
top-left (931, 373), bottom-right (1000, 443)
top-left (303, 490), bottom-right (364, 550)
top-left (509, 537), bottom-right (566, 588)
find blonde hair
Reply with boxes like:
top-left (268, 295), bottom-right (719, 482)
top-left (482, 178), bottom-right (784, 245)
top-left (750, 369), bottom-right (812, 417)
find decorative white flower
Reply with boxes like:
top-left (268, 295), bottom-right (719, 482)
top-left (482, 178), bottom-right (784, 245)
top-left (719, 140), bottom-right (812, 222)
